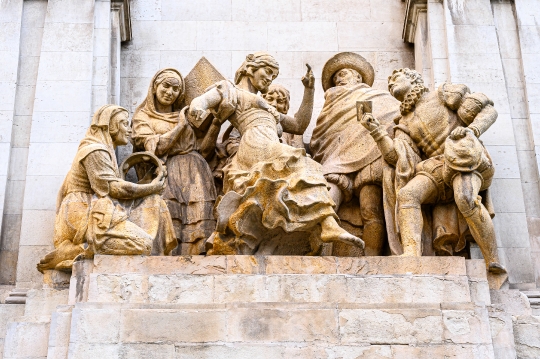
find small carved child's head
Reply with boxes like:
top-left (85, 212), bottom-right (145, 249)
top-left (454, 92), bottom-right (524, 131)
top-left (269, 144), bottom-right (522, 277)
top-left (333, 68), bottom-right (363, 87)
top-left (262, 84), bottom-right (290, 114)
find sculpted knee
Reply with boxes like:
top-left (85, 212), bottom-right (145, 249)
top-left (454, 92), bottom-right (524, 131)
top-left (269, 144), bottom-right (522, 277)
top-left (397, 187), bottom-right (419, 208)
top-left (454, 190), bottom-right (476, 214)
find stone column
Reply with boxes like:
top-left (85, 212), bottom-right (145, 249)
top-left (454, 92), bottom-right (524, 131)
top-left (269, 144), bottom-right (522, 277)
top-left (15, 0), bottom-right (97, 288)
top-left (513, 0), bottom-right (540, 287)
top-left (0, 0), bottom-right (24, 285)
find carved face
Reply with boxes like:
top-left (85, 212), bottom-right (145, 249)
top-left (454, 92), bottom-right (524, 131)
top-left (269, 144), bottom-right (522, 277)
top-left (263, 91), bottom-right (289, 114)
top-left (250, 66), bottom-right (278, 93)
top-left (111, 111), bottom-right (131, 146)
top-left (333, 68), bottom-right (362, 87)
top-left (388, 72), bottom-right (413, 102)
top-left (458, 98), bottom-right (481, 123)
top-left (155, 78), bottom-right (181, 107)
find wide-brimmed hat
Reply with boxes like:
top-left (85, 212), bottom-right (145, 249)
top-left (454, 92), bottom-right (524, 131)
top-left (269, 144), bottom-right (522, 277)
top-left (321, 52), bottom-right (375, 92)
top-left (444, 130), bottom-right (484, 172)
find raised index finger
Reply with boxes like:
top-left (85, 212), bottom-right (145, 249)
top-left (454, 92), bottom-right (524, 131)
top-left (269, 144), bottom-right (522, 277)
top-left (305, 63), bottom-right (312, 73)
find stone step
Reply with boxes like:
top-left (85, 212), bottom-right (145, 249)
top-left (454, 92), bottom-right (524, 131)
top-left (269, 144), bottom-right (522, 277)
top-left (3, 317), bottom-right (50, 359)
top-left (87, 272), bottom-right (472, 305)
top-left (68, 301), bottom-right (492, 352)
top-left (0, 305), bottom-right (25, 359)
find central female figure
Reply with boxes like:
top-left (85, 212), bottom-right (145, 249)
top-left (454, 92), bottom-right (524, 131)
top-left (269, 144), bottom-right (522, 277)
top-left (189, 52), bottom-right (364, 254)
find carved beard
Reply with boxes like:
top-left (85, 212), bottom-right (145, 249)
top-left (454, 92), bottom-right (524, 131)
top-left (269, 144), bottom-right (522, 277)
top-left (400, 84), bottom-right (429, 115)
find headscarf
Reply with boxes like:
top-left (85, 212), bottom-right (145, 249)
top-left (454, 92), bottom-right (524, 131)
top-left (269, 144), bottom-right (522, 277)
top-left (133, 68), bottom-right (185, 124)
top-left (77, 104), bottom-right (128, 172)
top-left (234, 52), bottom-right (279, 85)
top-left (56, 104), bottom-right (127, 210)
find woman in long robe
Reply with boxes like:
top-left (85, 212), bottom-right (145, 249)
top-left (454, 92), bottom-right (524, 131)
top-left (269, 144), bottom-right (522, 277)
top-left (189, 52), bottom-right (364, 254)
top-left (132, 68), bottom-right (220, 255)
top-left (37, 105), bottom-right (177, 272)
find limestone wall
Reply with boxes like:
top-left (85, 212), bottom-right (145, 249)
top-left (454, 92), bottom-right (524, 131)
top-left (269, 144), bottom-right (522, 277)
top-left (119, 0), bottom-right (414, 143)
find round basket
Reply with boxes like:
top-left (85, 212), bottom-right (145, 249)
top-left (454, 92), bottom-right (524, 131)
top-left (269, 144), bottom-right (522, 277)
top-left (119, 151), bottom-right (164, 181)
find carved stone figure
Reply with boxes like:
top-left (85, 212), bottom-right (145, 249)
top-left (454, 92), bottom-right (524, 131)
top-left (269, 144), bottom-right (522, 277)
top-left (37, 105), bottom-right (177, 273)
top-left (310, 52), bottom-right (401, 256)
top-left (188, 52), bottom-right (364, 255)
top-left (360, 68), bottom-right (506, 274)
top-left (131, 68), bottom-right (220, 255)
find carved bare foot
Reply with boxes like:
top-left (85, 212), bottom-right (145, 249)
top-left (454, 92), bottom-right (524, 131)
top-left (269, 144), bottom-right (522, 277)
top-left (320, 216), bottom-right (365, 249)
top-left (37, 250), bottom-right (60, 273)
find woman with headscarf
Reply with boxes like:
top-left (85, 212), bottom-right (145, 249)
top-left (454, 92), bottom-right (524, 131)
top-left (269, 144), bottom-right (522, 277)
top-left (37, 105), bottom-right (177, 273)
top-left (189, 52), bottom-right (365, 255)
top-left (131, 68), bottom-right (220, 255)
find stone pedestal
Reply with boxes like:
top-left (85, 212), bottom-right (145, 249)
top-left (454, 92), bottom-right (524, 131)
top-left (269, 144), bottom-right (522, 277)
top-left (1, 255), bottom-right (539, 358)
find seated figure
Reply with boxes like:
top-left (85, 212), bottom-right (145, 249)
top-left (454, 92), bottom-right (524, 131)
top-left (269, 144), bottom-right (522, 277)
top-left (37, 105), bottom-right (177, 272)
top-left (360, 68), bottom-right (505, 273)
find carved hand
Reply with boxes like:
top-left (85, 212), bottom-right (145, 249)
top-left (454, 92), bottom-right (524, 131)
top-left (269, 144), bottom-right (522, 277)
top-left (360, 113), bottom-right (380, 131)
top-left (188, 98), bottom-right (210, 124)
top-left (150, 171), bottom-right (167, 194)
top-left (301, 64), bottom-right (315, 89)
top-left (449, 126), bottom-right (472, 140)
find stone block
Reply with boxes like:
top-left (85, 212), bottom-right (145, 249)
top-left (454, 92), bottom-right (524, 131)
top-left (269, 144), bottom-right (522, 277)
top-left (513, 315), bottom-right (540, 358)
top-left (29, 111), bottom-right (89, 143)
top-left (0, 111), bottom-right (13, 144)
top-left (490, 289), bottom-right (531, 316)
top-left (0, 305), bottom-right (24, 337)
top-left (486, 145), bottom-right (520, 179)
top-left (0, 23), bottom-right (22, 52)
top-left (3, 320), bottom-right (50, 358)
top-left (130, 0), bottom-right (161, 20)
top-left (175, 344), bottom-right (285, 359)
top-left (497, 30), bottom-right (521, 59)
top-left (12, 85), bottom-right (36, 116)
top-left (88, 274), bottom-right (148, 303)
top-left (0, 82), bottom-right (16, 111)
top-left (121, 51), bottom-right (161, 79)
top-left (70, 305), bottom-right (121, 344)
top-left (22, 175), bottom-right (64, 210)
top-left (338, 21), bottom-right (407, 51)
top-left (227, 307), bottom-right (338, 343)
top-left (0, 144), bottom-right (10, 177)
top-left (0, 214), bottom-right (22, 251)
top-left (120, 343), bottom-right (176, 359)
top-left (24, 288), bottom-right (69, 317)
top-left (147, 275), bottom-right (213, 304)
top-left (489, 311), bottom-right (517, 359)
top-left (19, 209), bottom-right (56, 246)
top-left (163, 0), bottom-right (232, 21)
top-left (0, 251), bottom-right (18, 285)
top-left (337, 256), bottom-right (466, 275)
top-left (481, 113), bottom-right (515, 147)
top-left (447, 25), bottom-right (500, 54)
top-left (11, 115), bottom-right (31, 148)
top-left (47, 306), bottom-right (73, 359)
top-left (370, 0), bottom-right (406, 22)
top-left (300, 0), bottom-right (370, 21)
top-left (490, 179), bottom-right (526, 213)
top-left (226, 255), bottom-right (264, 274)
top-left (442, 306), bottom-right (492, 344)
top-left (197, 21), bottom-right (268, 51)
top-left (45, 0), bottom-right (95, 24)
top-left (499, 247), bottom-right (535, 284)
top-left (266, 256), bottom-right (338, 274)
top-left (26, 142), bottom-right (78, 176)
top-left (493, 212), bottom-right (531, 249)
top-left (33, 80), bottom-right (92, 113)
top-left (339, 308), bottom-right (443, 344)
top-left (448, 53), bottom-right (505, 84)
top-left (123, 20), bottom-right (162, 52)
top-left (120, 307), bottom-right (227, 343)
top-left (92, 255), bottom-right (227, 275)
top-left (7, 147), bottom-right (29, 181)
top-left (67, 343), bottom-right (120, 359)
top-left (41, 23), bottom-right (94, 52)
top-left (269, 22), bottom-right (338, 52)
top-left (14, 245), bottom-right (50, 285)
top-left (518, 25), bottom-right (540, 54)
top-left (0, 52), bottom-right (20, 84)
top-left (36, 52), bottom-right (93, 82)
top-left (389, 344), bottom-right (495, 358)
top-left (213, 274), bottom-right (267, 303)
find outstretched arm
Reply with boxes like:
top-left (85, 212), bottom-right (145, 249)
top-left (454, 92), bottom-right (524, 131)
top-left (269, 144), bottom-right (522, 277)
top-left (281, 64), bottom-right (315, 135)
top-left (109, 172), bottom-right (166, 199)
top-left (360, 113), bottom-right (398, 166)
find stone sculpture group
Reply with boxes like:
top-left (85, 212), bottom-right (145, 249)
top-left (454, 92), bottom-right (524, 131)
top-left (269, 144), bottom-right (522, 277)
top-left (37, 52), bottom-right (506, 276)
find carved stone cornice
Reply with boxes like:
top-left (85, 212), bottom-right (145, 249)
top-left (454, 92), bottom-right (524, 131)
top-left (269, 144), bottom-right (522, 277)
top-left (402, 0), bottom-right (427, 43)
top-left (111, 0), bottom-right (132, 42)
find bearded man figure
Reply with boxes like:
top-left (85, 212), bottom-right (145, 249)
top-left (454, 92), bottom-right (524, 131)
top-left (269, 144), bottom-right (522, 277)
top-left (310, 53), bottom-right (401, 256)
